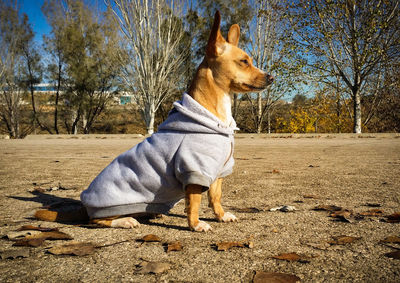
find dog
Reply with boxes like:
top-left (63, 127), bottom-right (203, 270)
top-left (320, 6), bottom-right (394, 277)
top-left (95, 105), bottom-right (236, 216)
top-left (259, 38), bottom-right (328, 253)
top-left (35, 11), bottom-right (273, 232)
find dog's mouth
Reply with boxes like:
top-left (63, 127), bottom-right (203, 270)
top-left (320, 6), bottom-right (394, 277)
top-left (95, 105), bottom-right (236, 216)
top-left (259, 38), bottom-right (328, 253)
top-left (243, 83), bottom-right (266, 91)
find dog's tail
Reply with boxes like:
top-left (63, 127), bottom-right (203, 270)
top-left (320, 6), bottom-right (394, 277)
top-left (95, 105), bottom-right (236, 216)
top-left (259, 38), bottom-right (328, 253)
top-left (34, 206), bottom-right (89, 223)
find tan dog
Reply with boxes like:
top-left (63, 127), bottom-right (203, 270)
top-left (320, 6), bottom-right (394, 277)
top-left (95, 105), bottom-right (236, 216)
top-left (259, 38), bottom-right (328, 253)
top-left (35, 11), bottom-right (273, 232)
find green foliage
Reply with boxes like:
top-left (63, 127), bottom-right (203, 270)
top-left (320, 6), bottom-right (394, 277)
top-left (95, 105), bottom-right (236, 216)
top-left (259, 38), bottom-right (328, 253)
top-left (43, 0), bottom-right (122, 134)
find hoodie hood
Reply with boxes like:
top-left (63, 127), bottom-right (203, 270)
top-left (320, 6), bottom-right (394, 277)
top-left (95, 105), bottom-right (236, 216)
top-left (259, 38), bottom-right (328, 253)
top-left (158, 93), bottom-right (238, 135)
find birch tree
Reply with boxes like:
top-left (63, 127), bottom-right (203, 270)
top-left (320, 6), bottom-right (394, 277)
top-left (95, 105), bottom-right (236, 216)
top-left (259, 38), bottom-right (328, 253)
top-left (241, 0), bottom-right (304, 133)
top-left (288, 0), bottom-right (400, 133)
top-left (109, 0), bottom-right (187, 134)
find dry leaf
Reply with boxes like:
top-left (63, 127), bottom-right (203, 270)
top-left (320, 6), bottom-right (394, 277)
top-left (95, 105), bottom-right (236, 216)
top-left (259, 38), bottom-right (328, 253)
top-left (138, 234), bottom-right (161, 242)
top-left (253, 271), bottom-right (300, 283)
top-left (166, 241), bottom-right (182, 252)
top-left (272, 169), bottom-right (280, 174)
top-left (328, 235), bottom-right (361, 245)
top-left (17, 225), bottom-right (59, 232)
top-left (0, 249), bottom-right (30, 260)
top-left (330, 210), bottom-right (354, 223)
top-left (384, 250), bottom-right (400, 260)
top-left (47, 242), bottom-right (95, 256)
top-left (385, 212), bottom-right (400, 223)
top-left (6, 230), bottom-right (42, 240)
top-left (216, 241), bottom-right (245, 251)
top-left (313, 205), bottom-right (342, 212)
top-left (216, 237), bottom-right (254, 251)
top-left (380, 236), bottom-right (400, 244)
top-left (359, 209), bottom-right (384, 216)
top-left (13, 238), bottom-right (45, 247)
top-left (271, 252), bottom-right (312, 263)
top-left (136, 261), bottom-right (171, 274)
top-left (25, 231), bottom-right (73, 241)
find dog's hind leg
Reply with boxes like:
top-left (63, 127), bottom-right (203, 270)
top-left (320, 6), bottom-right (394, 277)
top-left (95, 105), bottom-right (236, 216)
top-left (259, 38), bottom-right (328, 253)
top-left (91, 216), bottom-right (140, 228)
top-left (208, 178), bottom-right (238, 223)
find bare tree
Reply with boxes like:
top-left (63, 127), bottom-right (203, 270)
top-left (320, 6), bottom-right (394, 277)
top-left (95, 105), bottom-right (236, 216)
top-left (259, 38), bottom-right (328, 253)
top-left (244, 0), bottom-right (302, 133)
top-left (110, 0), bottom-right (187, 134)
top-left (289, 0), bottom-right (400, 133)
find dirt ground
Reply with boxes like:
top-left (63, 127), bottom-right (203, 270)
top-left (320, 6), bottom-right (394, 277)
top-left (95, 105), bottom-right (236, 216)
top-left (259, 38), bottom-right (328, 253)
top-left (0, 133), bottom-right (399, 282)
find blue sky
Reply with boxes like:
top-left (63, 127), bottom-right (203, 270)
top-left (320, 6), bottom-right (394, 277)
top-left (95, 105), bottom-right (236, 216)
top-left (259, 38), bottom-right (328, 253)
top-left (20, 0), bottom-right (50, 42)
top-left (20, 0), bottom-right (108, 42)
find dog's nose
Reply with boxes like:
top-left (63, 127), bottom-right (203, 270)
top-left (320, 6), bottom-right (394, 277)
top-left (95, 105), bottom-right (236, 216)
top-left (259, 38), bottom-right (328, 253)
top-left (266, 74), bottom-right (274, 84)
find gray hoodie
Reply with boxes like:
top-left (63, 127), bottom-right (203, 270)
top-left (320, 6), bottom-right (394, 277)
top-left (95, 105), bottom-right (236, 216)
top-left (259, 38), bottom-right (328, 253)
top-left (80, 93), bottom-right (236, 218)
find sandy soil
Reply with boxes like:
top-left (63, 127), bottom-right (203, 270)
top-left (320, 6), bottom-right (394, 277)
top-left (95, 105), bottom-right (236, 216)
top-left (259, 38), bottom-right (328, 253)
top-left (0, 134), bottom-right (399, 282)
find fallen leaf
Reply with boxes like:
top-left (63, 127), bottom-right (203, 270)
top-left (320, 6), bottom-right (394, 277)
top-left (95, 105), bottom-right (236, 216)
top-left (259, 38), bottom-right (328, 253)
top-left (271, 252), bottom-right (312, 263)
top-left (272, 169), bottom-right (280, 174)
top-left (47, 242), bottom-right (95, 256)
top-left (384, 250), bottom-right (400, 260)
top-left (6, 230), bottom-right (42, 240)
top-left (253, 271), bottom-right (300, 283)
top-left (13, 238), bottom-right (45, 247)
top-left (26, 231), bottom-right (73, 241)
top-left (313, 205), bottom-right (342, 212)
top-left (17, 225), bottom-right (59, 232)
top-left (166, 241), bottom-right (183, 252)
top-left (0, 249), bottom-right (30, 260)
top-left (328, 235), bottom-right (361, 245)
top-left (136, 261), bottom-right (171, 274)
top-left (138, 234), bottom-right (161, 242)
top-left (216, 241), bottom-right (244, 251)
top-left (380, 236), bottom-right (400, 244)
top-left (359, 209), bottom-right (384, 216)
top-left (330, 209), bottom-right (354, 223)
top-left (385, 212), bottom-right (400, 223)
top-left (33, 187), bottom-right (46, 193)
top-left (216, 237), bottom-right (254, 251)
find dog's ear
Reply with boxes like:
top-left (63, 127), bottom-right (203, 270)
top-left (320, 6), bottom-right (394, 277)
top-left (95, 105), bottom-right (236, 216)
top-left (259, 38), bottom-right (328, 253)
top-left (227, 24), bottom-right (240, 46)
top-left (206, 11), bottom-right (226, 57)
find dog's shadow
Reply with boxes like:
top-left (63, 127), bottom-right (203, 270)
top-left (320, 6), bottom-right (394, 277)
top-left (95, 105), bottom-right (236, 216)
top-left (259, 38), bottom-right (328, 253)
top-left (9, 191), bottom-right (216, 231)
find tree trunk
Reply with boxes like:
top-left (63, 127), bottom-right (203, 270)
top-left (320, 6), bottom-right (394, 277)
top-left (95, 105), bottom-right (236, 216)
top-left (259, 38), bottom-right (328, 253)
top-left (353, 88), bottom-right (362, 133)
top-left (71, 109), bottom-right (80, 135)
top-left (256, 93), bottom-right (262, 134)
top-left (143, 103), bottom-right (155, 135)
top-left (54, 66), bottom-right (62, 134)
top-left (233, 93), bottom-right (238, 120)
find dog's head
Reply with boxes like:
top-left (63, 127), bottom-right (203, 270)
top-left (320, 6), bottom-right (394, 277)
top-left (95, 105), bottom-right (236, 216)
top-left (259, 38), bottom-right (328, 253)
top-left (205, 11), bottom-right (273, 93)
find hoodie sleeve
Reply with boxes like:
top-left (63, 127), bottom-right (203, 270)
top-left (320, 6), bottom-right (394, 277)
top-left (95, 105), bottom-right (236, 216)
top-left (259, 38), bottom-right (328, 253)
top-left (174, 133), bottom-right (231, 191)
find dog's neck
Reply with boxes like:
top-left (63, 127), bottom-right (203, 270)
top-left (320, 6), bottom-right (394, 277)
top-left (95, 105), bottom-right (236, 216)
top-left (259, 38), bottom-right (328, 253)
top-left (188, 61), bottom-right (232, 125)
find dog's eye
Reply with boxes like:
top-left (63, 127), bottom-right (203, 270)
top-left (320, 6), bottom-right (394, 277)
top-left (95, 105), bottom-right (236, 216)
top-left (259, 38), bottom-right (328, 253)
top-left (240, 59), bottom-right (249, 66)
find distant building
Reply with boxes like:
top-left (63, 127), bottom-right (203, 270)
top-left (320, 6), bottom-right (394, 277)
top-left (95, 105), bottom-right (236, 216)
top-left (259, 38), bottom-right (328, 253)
top-left (119, 95), bottom-right (132, 105)
top-left (33, 83), bottom-right (57, 93)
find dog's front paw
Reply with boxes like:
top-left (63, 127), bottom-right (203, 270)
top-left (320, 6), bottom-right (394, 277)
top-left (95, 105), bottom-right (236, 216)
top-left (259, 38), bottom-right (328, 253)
top-left (192, 221), bottom-right (212, 232)
top-left (220, 212), bottom-right (238, 222)
top-left (111, 217), bottom-right (140, 229)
